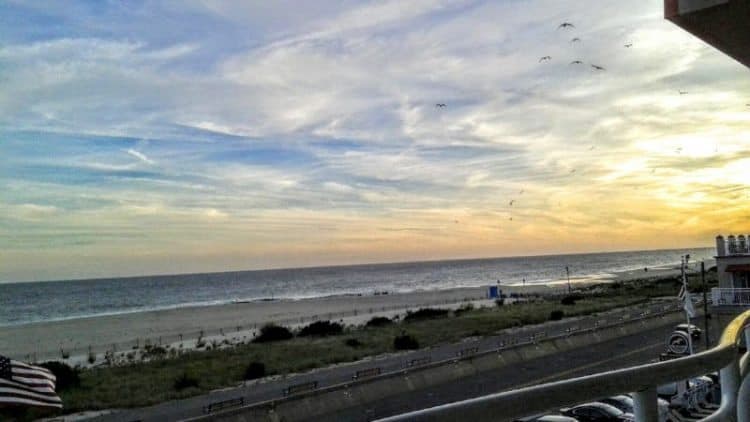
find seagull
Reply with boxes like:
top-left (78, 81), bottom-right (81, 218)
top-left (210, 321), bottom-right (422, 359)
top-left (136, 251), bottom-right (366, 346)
top-left (624, 43), bottom-right (633, 48)
top-left (558, 22), bottom-right (575, 29)
top-left (509, 200), bottom-right (515, 206)
top-left (679, 90), bottom-right (688, 95)
top-left (519, 189), bottom-right (524, 194)
top-left (591, 64), bottom-right (606, 71)
top-left (539, 56), bottom-right (551, 62)
top-left (435, 103), bottom-right (447, 108)
top-left (570, 60), bottom-right (583, 65)
top-left (588, 145), bottom-right (596, 150)
top-left (570, 37), bottom-right (581, 43)
top-left (570, 169), bottom-right (576, 174)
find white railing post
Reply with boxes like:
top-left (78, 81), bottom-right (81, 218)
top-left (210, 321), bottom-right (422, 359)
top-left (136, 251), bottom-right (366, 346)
top-left (632, 387), bottom-right (659, 422)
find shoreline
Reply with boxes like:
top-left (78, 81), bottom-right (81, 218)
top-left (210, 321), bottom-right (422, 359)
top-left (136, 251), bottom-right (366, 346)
top-left (0, 260), bottom-right (711, 364)
top-left (0, 259), bottom-right (707, 329)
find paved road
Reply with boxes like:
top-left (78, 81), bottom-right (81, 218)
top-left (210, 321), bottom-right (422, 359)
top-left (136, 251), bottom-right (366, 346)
top-left (323, 316), bottom-right (709, 422)
top-left (92, 301), bottom-right (684, 422)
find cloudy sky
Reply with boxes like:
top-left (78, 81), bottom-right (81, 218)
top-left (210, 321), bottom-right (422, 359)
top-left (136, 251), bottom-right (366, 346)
top-left (1, 0), bottom-right (749, 282)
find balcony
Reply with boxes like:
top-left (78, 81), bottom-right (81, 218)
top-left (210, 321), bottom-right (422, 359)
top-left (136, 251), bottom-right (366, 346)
top-left (716, 235), bottom-right (750, 257)
top-left (712, 288), bottom-right (750, 307)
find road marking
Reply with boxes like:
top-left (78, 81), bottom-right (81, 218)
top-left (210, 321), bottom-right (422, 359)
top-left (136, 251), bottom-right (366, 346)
top-left (515, 340), bottom-right (663, 388)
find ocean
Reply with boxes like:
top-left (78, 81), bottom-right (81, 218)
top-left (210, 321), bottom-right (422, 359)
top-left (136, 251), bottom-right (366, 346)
top-left (0, 247), bottom-right (713, 327)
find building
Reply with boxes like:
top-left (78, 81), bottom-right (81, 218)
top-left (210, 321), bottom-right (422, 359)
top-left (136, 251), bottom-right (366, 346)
top-left (712, 234), bottom-right (750, 310)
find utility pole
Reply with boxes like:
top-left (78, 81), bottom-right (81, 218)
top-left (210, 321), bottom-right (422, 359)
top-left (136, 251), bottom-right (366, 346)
top-left (682, 255), bottom-right (694, 355)
top-left (566, 266), bottom-right (571, 294)
top-left (702, 261), bottom-right (710, 349)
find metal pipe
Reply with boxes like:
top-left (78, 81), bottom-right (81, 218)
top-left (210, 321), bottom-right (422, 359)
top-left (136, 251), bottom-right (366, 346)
top-left (632, 387), bottom-right (658, 422)
top-left (702, 261), bottom-right (710, 350)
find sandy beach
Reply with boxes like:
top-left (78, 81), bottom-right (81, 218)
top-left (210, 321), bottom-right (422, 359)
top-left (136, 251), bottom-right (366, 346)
top-left (1, 285), bottom-right (548, 363)
top-left (1, 260), bottom-right (707, 365)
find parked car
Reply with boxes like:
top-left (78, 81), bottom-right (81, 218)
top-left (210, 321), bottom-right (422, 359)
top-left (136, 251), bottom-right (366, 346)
top-left (603, 395), bottom-right (670, 422)
top-left (674, 323), bottom-right (702, 340)
top-left (561, 402), bottom-right (635, 421)
top-left (514, 415), bottom-right (579, 422)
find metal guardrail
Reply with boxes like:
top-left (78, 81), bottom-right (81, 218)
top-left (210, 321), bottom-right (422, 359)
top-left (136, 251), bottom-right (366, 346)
top-left (376, 310), bottom-right (750, 422)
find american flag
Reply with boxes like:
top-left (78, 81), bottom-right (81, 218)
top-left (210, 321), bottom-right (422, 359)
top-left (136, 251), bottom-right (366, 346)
top-left (0, 356), bottom-right (62, 409)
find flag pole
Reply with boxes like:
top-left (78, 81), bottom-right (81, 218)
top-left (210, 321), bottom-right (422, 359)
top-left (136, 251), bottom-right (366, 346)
top-left (682, 255), bottom-right (694, 355)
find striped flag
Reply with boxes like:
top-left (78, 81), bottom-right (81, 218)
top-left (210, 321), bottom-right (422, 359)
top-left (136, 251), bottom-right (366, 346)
top-left (678, 284), bottom-right (696, 318)
top-left (0, 356), bottom-right (62, 409)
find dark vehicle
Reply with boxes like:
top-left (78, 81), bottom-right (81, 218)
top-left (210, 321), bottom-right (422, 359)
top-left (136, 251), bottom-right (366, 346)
top-left (515, 415), bottom-right (579, 422)
top-left (561, 402), bottom-right (635, 421)
top-left (674, 323), bottom-right (702, 340)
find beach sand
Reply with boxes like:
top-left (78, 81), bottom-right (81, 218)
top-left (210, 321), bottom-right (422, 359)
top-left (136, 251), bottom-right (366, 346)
top-left (2, 261), bottom-right (703, 365)
top-left (2, 285), bottom-right (551, 363)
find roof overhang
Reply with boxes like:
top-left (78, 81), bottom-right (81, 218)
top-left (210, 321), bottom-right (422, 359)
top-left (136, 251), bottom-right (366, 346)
top-left (725, 264), bottom-right (750, 272)
top-left (665, 0), bottom-right (750, 68)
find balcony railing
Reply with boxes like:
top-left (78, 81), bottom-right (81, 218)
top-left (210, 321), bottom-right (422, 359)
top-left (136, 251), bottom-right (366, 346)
top-left (712, 288), bottom-right (750, 307)
top-left (376, 310), bottom-right (750, 422)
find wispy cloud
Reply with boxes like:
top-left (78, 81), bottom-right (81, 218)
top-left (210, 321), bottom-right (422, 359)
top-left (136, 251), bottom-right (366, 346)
top-left (126, 149), bottom-right (155, 165)
top-left (1, 0), bottom-right (749, 282)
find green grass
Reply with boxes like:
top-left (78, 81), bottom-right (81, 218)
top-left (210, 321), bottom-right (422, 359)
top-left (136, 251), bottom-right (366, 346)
top-left (7, 272), bottom-right (717, 419)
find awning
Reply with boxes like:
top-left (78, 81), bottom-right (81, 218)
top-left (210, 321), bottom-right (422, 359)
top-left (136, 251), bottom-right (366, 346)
top-left (665, 0), bottom-right (750, 69)
top-left (725, 264), bottom-right (750, 272)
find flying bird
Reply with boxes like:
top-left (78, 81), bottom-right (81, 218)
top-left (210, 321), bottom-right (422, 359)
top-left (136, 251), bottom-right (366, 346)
top-left (678, 90), bottom-right (688, 95)
top-left (558, 22), bottom-right (575, 29)
top-left (624, 43), bottom-right (633, 48)
top-left (588, 145), bottom-right (596, 150)
top-left (435, 103), bottom-right (447, 108)
top-left (570, 37), bottom-right (581, 43)
top-left (539, 56), bottom-right (551, 62)
top-left (591, 64), bottom-right (606, 71)
top-left (570, 60), bottom-right (583, 65)
top-left (519, 189), bottom-right (524, 194)
top-left (570, 169), bottom-right (576, 174)
top-left (509, 200), bottom-right (515, 206)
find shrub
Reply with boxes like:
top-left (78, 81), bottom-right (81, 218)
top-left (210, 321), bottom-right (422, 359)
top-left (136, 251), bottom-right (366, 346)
top-left (495, 299), bottom-right (505, 307)
top-left (298, 320), bottom-right (343, 337)
top-left (561, 295), bottom-right (582, 306)
top-left (403, 308), bottom-right (450, 322)
top-left (549, 310), bottom-right (564, 321)
top-left (393, 334), bottom-right (419, 350)
top-left (145, 346), bottom-right (167, 358)
top-left (454, 303), bottom-right (475, 317)
top-left (39, 361), bottom-right (80, 391)
top-left (365, 316), bottom-right (393, 327)
top-left (345, 338), bottom-right (363, 348)
top-left (252, 324), bottom-right (293, 343)
top-left (174, 372), bottom-right (199, 391)
top-left (243, 362), bottom-right (266, 380)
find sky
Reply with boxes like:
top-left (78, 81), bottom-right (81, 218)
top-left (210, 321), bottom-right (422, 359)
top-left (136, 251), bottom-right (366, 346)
top-left (1, 0), bottom-right (749, 283)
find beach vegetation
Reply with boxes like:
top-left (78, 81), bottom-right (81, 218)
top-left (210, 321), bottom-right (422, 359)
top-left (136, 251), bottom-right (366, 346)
top-left (173, 372), bottom-right (199, 391)
top-left (495, 298), bottom-right (504, 307)
top-left (243, 362), bottom-right (266, 380)
top-left (454, 303), bottom-right (475, 317)
top-left (298, 320), bottom-right (344, 337)
top-left (345, 338), bottom-right (363, 348)
top-left (365, 316), bottom-right (393, 327)
top-left (39, 361), bottom-right (80, 390)
top-left (252, 324), bottom-right (294, 343)
top-left (403, 307), bottom-right (450, 322)
top-left (393, 333), bottom-right (419, 350)
top-left (549, 310), bottom-right (564, 321)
